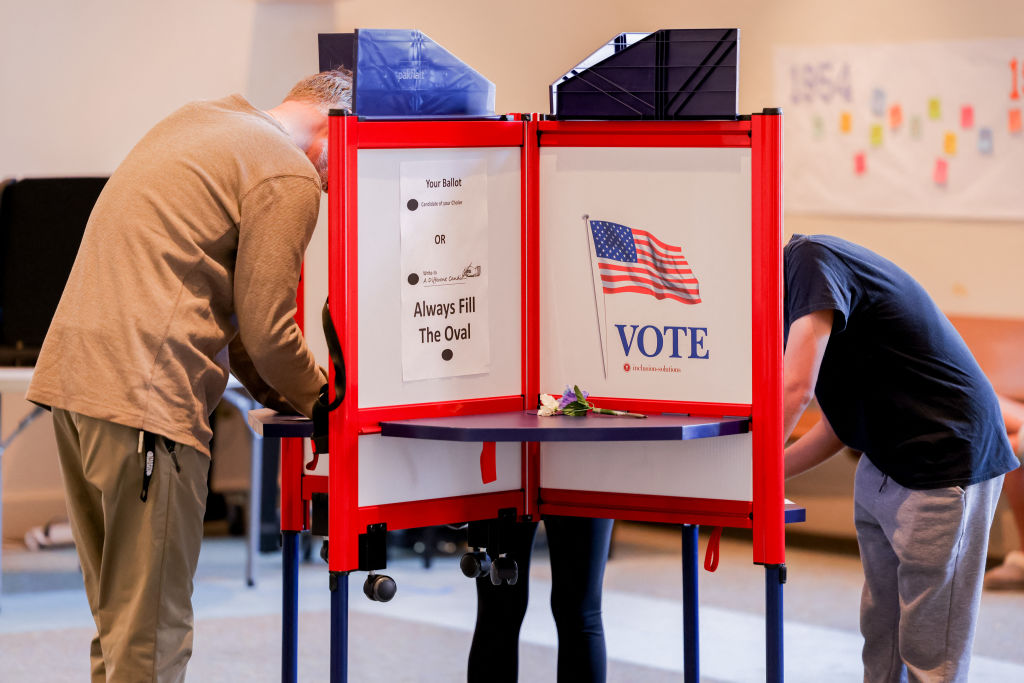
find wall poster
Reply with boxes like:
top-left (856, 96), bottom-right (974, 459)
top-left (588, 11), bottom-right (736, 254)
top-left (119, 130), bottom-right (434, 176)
top-left (774, 39), bottom-right (1024, 219)
top-left (539, 146), bottom-right (752, 406)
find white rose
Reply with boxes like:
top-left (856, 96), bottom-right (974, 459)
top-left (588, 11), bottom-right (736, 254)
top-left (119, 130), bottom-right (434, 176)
top-left (538, 394), bottom-right (560, 417)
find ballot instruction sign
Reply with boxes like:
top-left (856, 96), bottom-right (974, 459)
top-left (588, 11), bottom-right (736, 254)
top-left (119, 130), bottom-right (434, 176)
top-left (399, 157), bottom-right (490, 381)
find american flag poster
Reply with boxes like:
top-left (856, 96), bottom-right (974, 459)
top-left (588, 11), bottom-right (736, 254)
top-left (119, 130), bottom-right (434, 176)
top-left (588, 219), bottom-right (701, 305)
top-left (585, 215), bottom-right (705, 377)
top-left (538, 145), bottom-right (752, 403)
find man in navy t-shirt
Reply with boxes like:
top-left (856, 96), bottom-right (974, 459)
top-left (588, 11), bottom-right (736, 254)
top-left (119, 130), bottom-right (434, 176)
top-left (782, 234), bottom-right (1017, 683)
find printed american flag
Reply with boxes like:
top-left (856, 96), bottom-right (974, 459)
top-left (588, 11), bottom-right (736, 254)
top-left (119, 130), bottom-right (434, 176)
top-left (589, 219), bottom-right (701, 304)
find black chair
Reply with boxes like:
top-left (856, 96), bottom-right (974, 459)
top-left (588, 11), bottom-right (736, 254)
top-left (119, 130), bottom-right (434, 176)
top-left (0, 177), bottom-right (107, 366)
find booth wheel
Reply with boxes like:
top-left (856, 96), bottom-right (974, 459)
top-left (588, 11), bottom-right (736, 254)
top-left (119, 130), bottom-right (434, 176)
top-left (489, 556), bottom-right (518, 586)
top-left (460, 551), bottom-right (492, 579)
top-left (363, 572), bottom-right (397, 602)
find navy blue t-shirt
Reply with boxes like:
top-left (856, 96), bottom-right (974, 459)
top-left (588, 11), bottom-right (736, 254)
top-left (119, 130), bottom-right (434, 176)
top-left (784, 234), bottom-right (1017, 489)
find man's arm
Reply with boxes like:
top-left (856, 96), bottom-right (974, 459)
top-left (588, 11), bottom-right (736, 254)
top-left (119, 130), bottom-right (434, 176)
top-left (785, 411), bottom-right (845, 478)
top-left (782, 308), bottom-right (845, 477)
top-left (783, 309), bottom-right (834, 442)
top-left (228, 333), bottom-right (302, 415)
top-left (234, 175), bottom-right (327, 419)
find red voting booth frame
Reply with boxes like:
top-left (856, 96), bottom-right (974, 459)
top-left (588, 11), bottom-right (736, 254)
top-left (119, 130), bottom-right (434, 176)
top-left (276, 111), bottom-right (784, 683)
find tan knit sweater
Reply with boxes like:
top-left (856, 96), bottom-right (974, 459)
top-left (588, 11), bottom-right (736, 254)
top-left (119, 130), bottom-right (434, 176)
top-left (27, 95), bottom-right (327, 455)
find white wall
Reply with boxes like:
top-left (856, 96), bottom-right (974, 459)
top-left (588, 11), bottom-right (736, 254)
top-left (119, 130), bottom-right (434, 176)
top-left (0, 0), bottom-right (340, 542)
top-left (2, 0), bottom-right (1022, 542)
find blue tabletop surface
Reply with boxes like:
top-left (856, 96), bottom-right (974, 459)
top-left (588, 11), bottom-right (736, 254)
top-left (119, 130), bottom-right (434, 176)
top-left (378, 411), bottom-right (749, 442)
top-left (245, 408), bottom-right (802, 522)
top-left (247, 408), bottom-right (750, 443)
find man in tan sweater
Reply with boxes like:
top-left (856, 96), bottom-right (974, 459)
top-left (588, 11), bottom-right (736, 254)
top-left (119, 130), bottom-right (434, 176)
top-left (27, 69), bottom-right (351, 682)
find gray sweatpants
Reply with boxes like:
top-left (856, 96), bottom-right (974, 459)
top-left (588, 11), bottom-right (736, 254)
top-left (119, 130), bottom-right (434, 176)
top-left (854, 456), bottom-right (1003, 683)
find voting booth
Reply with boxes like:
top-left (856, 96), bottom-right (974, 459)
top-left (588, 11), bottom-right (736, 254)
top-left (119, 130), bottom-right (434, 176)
top-left (254, 28), bottom-right (790, 683)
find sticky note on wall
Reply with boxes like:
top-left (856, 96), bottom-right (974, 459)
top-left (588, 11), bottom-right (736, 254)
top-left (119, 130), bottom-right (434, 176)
top-left (978, 127), bottom-right (994, 154)
top-left (871, 88), bottom-right (886, 117)
top-left (889, 104), bottom-right (903, 130)
top-left (960, 105), bottom-right (974, 129)
top-left (944, 132), bottom-right (957, 155)
top-left (928, 98), bottom-right (942, 120)
top-left (870, 124), bottom-right (884, 147)
top-left (933, 158), bottom-right (948, 186)
top-left (840, 111), bottom-right (852, 133)
top-left (854, 152), bottom-right (867, 175)
top-left (1010, 108), bottom-right (1023, 134)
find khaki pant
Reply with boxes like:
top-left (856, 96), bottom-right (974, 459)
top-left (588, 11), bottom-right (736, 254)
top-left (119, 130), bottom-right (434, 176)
top-left (53, 409), bottom-right (209, 682)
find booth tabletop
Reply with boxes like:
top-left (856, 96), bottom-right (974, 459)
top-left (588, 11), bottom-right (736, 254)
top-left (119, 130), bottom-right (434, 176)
top-left (247, 408), bottom-right (751, 443)
top-left (379, 411), bottom-right (749, 443)
top-left (247, 408), bottom-right (315, 438)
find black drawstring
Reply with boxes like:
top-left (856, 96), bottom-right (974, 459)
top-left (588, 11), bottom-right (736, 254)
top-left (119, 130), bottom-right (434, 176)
top-left (140, 431), bottom-right (156, 502)
top-left (139, 432), bottom-right (181, 502)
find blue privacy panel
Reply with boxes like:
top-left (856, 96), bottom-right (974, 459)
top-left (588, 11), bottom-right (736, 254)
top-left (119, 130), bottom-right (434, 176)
top-left (318, 30), bottom-right (496, 118)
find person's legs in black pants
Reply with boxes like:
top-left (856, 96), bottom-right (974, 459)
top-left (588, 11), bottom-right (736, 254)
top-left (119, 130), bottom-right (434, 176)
top-left (547, 516), bottom-right (613, 683)
top-left (467, 516), bottom-right (613, 683)
top-left (468, 521), bottom-right (538, 683)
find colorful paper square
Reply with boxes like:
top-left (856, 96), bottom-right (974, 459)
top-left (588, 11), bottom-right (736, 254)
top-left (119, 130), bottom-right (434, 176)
top-left (960, 105), bottom-right (974, 129)
top-left (928, 98), bottom-right (942, 120)
top-left (840, 111), bottom-right (852, 134)
top-left (933, 158), bottom-right (948, 186)
top-left (870, 124), bottom-right (884, 147)
top-left (978, 127), bottom-right (994, 155)
top-left (871, 89), bottom-right (886, 117)
top-left (1010, 108), bottom-right (1022, 134)
top-left (889, 104), bottom-right (903, 130)
top-left (854, 152), bottom-right (867, 175)
top-left (813, 115), bottom-right (824, 140)
top-left (944, 132), bottom-right (957, 156)
top-left (910, 116), bottom-right (923, 140)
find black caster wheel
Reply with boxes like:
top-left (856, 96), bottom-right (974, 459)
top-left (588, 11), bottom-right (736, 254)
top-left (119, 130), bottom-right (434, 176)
top-left (460, 551), bottom-right (491, 579)
top-left (363, 572), bottom-right (397, 602)
top-left (489, 556), bottom-right (518, 586)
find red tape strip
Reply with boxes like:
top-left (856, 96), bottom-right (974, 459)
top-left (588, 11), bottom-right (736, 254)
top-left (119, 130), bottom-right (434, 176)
top-left (479, 442), bottom-right (497, 484)
top-left (704, 526), bottom-right (723, 572)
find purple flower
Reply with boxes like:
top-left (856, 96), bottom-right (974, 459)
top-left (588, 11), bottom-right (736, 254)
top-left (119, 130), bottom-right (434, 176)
top-left (557, 386), bottom-right (575, 410)
top-left (557, 385), bottom-right (588, 409)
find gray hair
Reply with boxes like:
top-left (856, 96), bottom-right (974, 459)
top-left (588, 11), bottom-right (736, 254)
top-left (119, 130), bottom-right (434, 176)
top-left (284, 68), bottom-right (353, 113)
